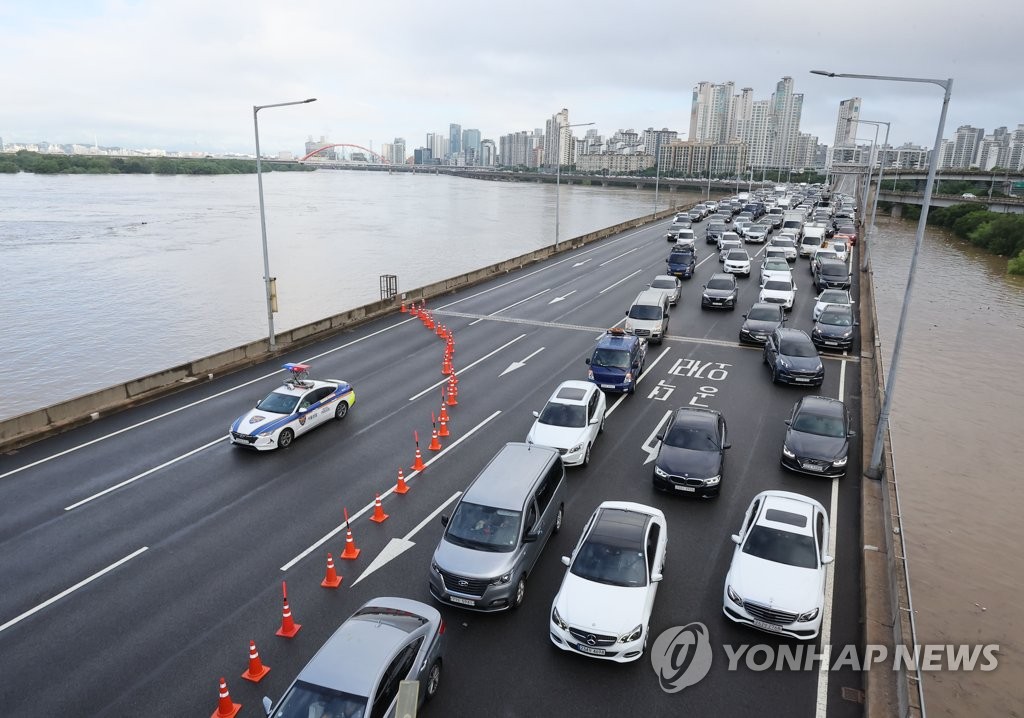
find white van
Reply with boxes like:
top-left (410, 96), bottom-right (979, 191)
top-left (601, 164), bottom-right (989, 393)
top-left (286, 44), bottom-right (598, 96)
top-left (625, 288), bottom-right (670, 344)
top-left (799, 232), bottom-right (824, 258)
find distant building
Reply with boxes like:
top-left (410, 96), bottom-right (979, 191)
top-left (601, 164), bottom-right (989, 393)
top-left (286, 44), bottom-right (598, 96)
top-left (391, 138), bottom-right (406, 165)
top-left (642, 128), bottom-right (679, 160)
top-left (480, 139), bottom-right (496, 167)
top-left (544, 109), bottom-right (570, 167)
top-left (413, 147), bottom-right (434, 165)
top-left (462, 129), bottom-right (481, 165)
top-left (833, 98), bottom-right (861, 148)
top-left (950, 125), bottom-right (984, 168)
top-left (448, 124), bottom-right (462, 159)
top-left (305, 135), bottom-right (336, 160)
top-left (499, 131), bottom-right (531, 167)
top-left (662, 140), bottom-right (748, 177)
top-left (576, 153), bottom-right (654, 173)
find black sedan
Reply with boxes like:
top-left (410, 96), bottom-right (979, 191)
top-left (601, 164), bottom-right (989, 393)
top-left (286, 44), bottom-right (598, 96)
top-left (652, 407), bottom-right (730, 498)
top-left (763, 328), bottom-right (824, 386)
top-left (781, 395), bottom-right (855, 477)
top-left (811, 304), bottom-right (857, 351)
top-left (739, 302), bottom-right (786, 345)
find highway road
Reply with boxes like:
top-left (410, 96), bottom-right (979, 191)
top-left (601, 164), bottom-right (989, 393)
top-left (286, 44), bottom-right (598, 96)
top-left (0, 212), bottom-right (864, 717)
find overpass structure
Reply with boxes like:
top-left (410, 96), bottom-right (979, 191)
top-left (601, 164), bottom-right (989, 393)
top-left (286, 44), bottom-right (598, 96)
top-left (876, 190), bottom-right (1024, 215)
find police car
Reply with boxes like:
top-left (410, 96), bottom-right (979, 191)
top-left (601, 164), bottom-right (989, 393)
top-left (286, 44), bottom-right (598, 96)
top-left (229, 363), bottom-right (356, 450)
top-left (585, 328), bottom-right (647, 394)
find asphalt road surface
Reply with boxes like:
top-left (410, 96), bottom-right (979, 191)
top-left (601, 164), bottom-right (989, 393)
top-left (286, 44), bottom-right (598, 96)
top-left (0, 214), bottom-right (865, 717)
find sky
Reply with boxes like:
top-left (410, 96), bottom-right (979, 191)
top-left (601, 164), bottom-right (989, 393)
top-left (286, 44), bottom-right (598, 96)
top-left (1, 0), bottom-right (1018, 156)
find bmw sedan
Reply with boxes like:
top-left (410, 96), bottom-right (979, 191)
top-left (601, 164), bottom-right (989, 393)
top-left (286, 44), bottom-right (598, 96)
top-left (526, 380), bottom-right (607, 467)
top-left (723, 491), bottom-right (833, 640)
top-left (550, 501), bottom-right (667, 663)
top-left (652, 407), bottom-right (730, 497)
top-left (781, 395), bottom-right (855, 478)
top-left (763, 328), bottom-right (824, 387)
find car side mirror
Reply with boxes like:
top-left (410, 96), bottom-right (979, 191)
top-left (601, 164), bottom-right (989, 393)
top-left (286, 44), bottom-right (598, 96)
top-left (784, 419), bottom-right (791, 426)
top-left (656, 432), bottom-right (664, 442)
top-left (440, 514), bottom-right (449, 527)
top-left (624, 311), bottom-right (628, 316)
top-left (532, 410), bottom-right (540, 418)
top-left (742, 313), bottom-right (747, 318)
top-left (523, 531), bottom-right (539, 544)
top-left (821, 555), bottom-right (834, 565)
top-left (263, 697), bottom-right (273, 716)
top-left (702, 284), bottom-right (707, 289)
top-left (585, 357), bottom-right (591, 365)
top-left (848, 430), bottom-right (857, 438)
top-left (590, 416), bottom-right (600, 425)
top-left (297, 407), bottom-right (307, 414)
top-left (731, 533), bottom-right (742, 545)
top-left (561, 555), bottom-right (571, 567)
top-left (723, 442), bottom-right (731, 449)
top-left (651, 572), bottom-right (663, 583)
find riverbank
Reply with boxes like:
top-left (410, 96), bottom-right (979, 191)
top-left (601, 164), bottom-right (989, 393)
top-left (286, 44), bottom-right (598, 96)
top-left (0, 150), bottom-right (313, 175)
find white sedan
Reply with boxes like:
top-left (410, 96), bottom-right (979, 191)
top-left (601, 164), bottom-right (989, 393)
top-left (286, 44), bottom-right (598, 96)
top-left (759, 277), bottom-right (797, 311)
top-left (229, 363), bottom-right (355, 450)
top-left (550, 501), bottom-right (667, 662)
top-left (649, 274), bottom-right (682, 305)
top-left (723, 490), bottom-right (832, 640)
top-left (813, 289), bottom-right (854, 321)
top-left (526, 380), bottom-right (606, 466)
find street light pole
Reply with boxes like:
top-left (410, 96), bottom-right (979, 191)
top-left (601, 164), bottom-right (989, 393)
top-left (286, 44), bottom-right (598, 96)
top-left (653, 144), bottom-right (662, 217)
top-left (852, 119), bottom-right (891, 272)
top-left (254, 97), bottom-right (317, 352)
top-left (554, 121), bottom-right (594, 246)
top-left (811, 70), bottom-right (953, 481)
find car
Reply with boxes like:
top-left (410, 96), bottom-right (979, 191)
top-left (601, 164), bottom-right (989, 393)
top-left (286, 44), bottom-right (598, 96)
top-left (262, 596), bottom-right (444, 718)
top-left (811, 303), bottom-right (857, 351)
top-left (625, 289), bottom-right (670, 344)
top-left (706, 222), bottom-right (729, 245)
top-left (723, 490), bottom-right (833, 640)
top-left (764, 247), bottom-right (789, 264)
top-left (763, 328), bottom-right (824, 386)
top-left (649, 274), bottom-right (682, 305)
top-left (708, 212), bottom-right (732, 225)
top-left (701, 273), bottom-right (738, 310)
top-left (830, 241), bottom-right (849, 262)
top-left (718, 238), bottom-right (742, 262)
top-left (743, 223), bottom-right (771, 243)
top-left (813, 258), bottom-right (851, 291)
top-left (758, 277), bottom-right (797, 311)
top-left (781, 395), bottom-right (855, 477)
top-left (549, 501), bottom-right (667, 662)
top-left (666, 246), bottom-right (696, 279)
top-left (961, 192), bottom-right (977, 199)
top-left (670, 216), bottom-right (693, 231)
top-left (759, 257), bottom-right (792, 285)
top-left (733, 219), bottom-right (753, 238)
top-left (586, 328), bottom-right (647, 394)
top-left (723, 249), bottom-right (752, 276)
top-left (652, 407), bottom-right (730, 497)
top-left (813, 289), bottom-right (853, 321)
top-left (527, 380), bottom-right (606, 467)
top-left (739, 302), bottom-right (786, 345)
top-left (771, 235), bottom-right (799, 261)
top-left (229, 363), bottom-right (355, 451)
top-left (688, 210), bottom-right (704, 223)
top-left (833, 226), bottom-right (857, 246)
top-left (673, 229), bottom-right (696, 248)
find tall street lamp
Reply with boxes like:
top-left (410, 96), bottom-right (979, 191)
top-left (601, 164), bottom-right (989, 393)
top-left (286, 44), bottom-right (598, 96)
top-left (811, 70), bottom-right (953, 481)
top-left (254, 97), bottom-right (317, 352)
top-left (653, 143), bottom-right (662, 217)
top-left (852, 119), bottom-right (892, 272)
top-left (555, 121), bottom-right (594, 246)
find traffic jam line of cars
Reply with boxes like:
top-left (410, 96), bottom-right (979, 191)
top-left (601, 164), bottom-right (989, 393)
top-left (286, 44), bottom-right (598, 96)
top-left (222, 186), bottom-right (858, 714)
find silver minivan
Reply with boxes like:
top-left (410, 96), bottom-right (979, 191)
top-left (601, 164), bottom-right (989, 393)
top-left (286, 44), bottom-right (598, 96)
top-left (624, 288), bottom-right (670, 344)
top-left (429, 443), bottom-right (566, 611)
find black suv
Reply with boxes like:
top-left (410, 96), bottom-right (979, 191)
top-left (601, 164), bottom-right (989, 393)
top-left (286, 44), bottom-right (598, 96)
top-left (701, 273), bottom-right (738, 310)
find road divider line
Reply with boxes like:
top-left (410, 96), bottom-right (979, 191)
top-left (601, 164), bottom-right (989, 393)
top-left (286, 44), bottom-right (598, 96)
top-left (598, 269), bottom-right (644, 294)
top-left (280, 411), bottom-right (501, 572)
top-left (408, 336), bottom-right (526, 402)
top-left (64, 437), bottom-right (226, 511)
top-left (0, 546), bottom-right (148, 635)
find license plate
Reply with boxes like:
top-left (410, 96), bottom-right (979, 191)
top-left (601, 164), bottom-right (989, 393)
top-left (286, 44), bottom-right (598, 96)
top-left (794, 378), bottom-right (811, 383)
top-left (824, 341), bottom-right (838, 346)
top-left (577, 644), bottom-right (607, 656)
top-left (675, 485), bottom-right (696, 492)
top-left (601, 384), bottom-right (615, 390)
top-left (803, 463), bottom-right (825, 472)
top-left (752, 620), bottom-right (781, 632)
top-left (448, 596), bottom-right (475, 606)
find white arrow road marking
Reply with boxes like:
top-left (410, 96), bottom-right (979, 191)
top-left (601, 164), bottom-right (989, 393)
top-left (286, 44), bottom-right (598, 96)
top-left (572, 259), bottom-right (592, 268)
top-left (500, 347), bottom-right (545, 377)
top-left (548, 290), bottom-right (576, 304)
top-left (642, 410), bottom-right (673, 465)
top-left (352, 490), bottom-right (463, 586)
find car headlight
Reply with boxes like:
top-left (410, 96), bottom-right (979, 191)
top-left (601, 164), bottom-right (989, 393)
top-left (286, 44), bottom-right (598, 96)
top-left (587, 369), bottom-right (594, 380)
top-left (491, 572), bottom-right (512, 586)
top-left (704, 475), bottom-right (721, 486)
top-left (798, 607), bottom-right (820, 622)
top-left (779, 358), bottom-right (791, 368)
top-left (654, 465), bottom-right (668, 478)
top-left (726, 585), bottom-right (744, 606)
top-left (833, 456), bottom-right (848, 467)
top-left (624, 372), bottom-right (633, 383)
top-left (624, 321), bottom-right (634, 331)
top-left (431, 561), bottom-right (442, 575)
top-left (782, 445), bottom-right (795, 458)
top-left (569, 442), bottom-right (584, 454)
top-left (552, 606), bottom-right (568, 630)
top-left (619, 624), bottom-right (643, 643)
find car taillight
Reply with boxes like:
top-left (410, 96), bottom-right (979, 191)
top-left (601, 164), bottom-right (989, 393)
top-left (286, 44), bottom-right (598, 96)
top-left (439, 619), bottom-right (446, 635)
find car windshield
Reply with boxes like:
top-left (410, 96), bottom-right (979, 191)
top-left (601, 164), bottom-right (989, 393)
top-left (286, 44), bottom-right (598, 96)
top-left (819, 291), bottom-right (848, 304)
top-left (747, 306), bottom-right (781, 321)
top-left (832, 243), bottom-right (847, 252)
top-left (763, 260), bottom-right (788, 271)
top-left (780, 337), bottom-right (818, 357)
top-left (727, 251), bottom-right (747, 261)
top-left (269, 680), bottom-right (367, 718)
top-left (445, 501), bottom-right (521, 552)
top-left (707, 277), bottom-right (734, 290)
top-left (763, 280), bottom-right (792, 292)
top-left (538, 401), bottom-right (586, 428)
top-left (820, 263), bottom-right (846, 276)
top-left (742, 525), bottom-right (818, 569)
top-left (819, 309), bottom-right (852, 326)
top-left (571, 538), bottom-right (647, 587)
top-left (629, 304), bottom-right (663, 320)
top-left (665, 421), bottom-right (720, 451)
top-left (256, 391), bottom-right (300, 415)
top-left (591, 348), bottom-right (630, 369)
top-left (792, 410), bottom-right (846, 438)
top-left (651, 278), bottom-right (676, 290)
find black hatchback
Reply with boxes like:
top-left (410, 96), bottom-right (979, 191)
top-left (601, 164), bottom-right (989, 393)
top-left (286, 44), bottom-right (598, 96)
top-left (653, 407), bottom-right (730, 497)
top-left (781, 395), bottom-right (855, 477)
top-left (763, 328), bottom-right (824, 386)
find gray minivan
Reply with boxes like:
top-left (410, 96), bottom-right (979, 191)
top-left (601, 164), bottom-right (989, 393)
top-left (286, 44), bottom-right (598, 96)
top-left (429, 443), bottom-right (565, 611)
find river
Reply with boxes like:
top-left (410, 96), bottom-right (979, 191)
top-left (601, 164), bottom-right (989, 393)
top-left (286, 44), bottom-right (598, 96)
top-left (1, 172), bottom-right (1020, 715)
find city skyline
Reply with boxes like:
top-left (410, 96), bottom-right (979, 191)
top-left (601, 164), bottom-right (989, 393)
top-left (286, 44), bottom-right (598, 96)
top-left (1, 0), bottom-right (1019, 156)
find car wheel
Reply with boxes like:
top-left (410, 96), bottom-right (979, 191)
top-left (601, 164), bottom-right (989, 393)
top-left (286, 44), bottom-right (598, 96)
top-left (424, 659), bottom-right (441, 701)
top-left (583, 443), bottom-right (592, 467)
top-left (553, 505), bottom-right (564, 534)
top-left (512, 577), bottom-right (527, 609)
top-left (770, 363), bottom-right (780, 385)
top-left (334, 401), bottom-right (349, 421)
top-left (599, 415), bottom-right (606, 434)
top-left (277, 428), bottom-right (294, 449)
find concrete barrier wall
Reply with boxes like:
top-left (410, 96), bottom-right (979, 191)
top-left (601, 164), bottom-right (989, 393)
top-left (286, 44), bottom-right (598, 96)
top-left (0, 205), bottom-right (686, 452)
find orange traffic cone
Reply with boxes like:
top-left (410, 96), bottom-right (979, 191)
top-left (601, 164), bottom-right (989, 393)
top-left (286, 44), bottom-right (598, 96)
top-left (276, 601), bottom-right (301, 638)
top-left (241, 640), bottom-right (271, 682)
top-left (211, 677), bottom-right (242, 718)
top-left (439, 402), bottom-right (450, 424)
top-left (442, 355), bottom-right (453, 375)
top-left (412, 432), bottom-right (426, 471)
top-left (370, 493), bottom-right (389, 523)
top-left (400, 300), bottom-right (407, 313)
top-left (435, 321), bottom-right (444, 336)
top-left (395, 467), bottom-right (410, 494)
top-left (341, 527), bottom-right (361, 560)
top-left (428, 428), bottom-right (442, 451)
top-left (438, 417), bottom-right (449, 438)
top-left (321, 552), bottom-right (342, 588)
top-left (446, 381), bottom-right (458, 406)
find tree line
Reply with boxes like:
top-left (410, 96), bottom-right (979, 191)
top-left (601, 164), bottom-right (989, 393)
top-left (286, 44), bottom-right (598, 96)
top-left (0, 151), bottom-right (314, 175)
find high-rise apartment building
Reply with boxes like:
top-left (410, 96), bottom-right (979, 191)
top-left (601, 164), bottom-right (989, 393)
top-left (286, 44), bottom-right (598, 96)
top-left (642, 128), bottom-right (679, 164)
top-left (480, 139), bottom-right (496, 167)
top-left (462, 129), bottom-right (481, 165)
top-left (950, 125), bottom-right (984, 168)
top-left (689, 82), bottom-right (736, 144)
top-left (770, 77), bottom-right (803, 170)
top-left (833, 98), bottom-right (861, 147)
top-left (448, 124), bottom-right (462, 159)
top-left (391, 137), bottom-right (406, 165)
top-left (544, 109), bottom-right (569, 166)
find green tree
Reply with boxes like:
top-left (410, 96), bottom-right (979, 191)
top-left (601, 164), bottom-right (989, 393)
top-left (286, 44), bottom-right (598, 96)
top-left (1008, 249), bottom-right (1024, 275)
top-left (968, 214), bottom-right (1024, 256)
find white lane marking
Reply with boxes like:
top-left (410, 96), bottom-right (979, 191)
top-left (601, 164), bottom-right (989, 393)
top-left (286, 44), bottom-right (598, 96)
top-left (407, 335), bottom-right (526, 402)
top-left (64, 436), bottom-right (226, 511)
top-left (0, 546), bottom-right (148, 634)
top-left (641, 410), bottom-right (673, 464)
top-left (351, 490), bottom-right (462, 587)
top-left (1, 319), bottom-right (420, 481)
top-left (468, 288), bottom-right (551, 326)
top-left (605, 345), bottom-right (674, 417)
top-left (500, 347), bottom-right (545, 377)
top-left (598, 246), bottom-right (640, 267)
top-left (572, 259), bottom-right (592, 268)
top-left (280, 411), bottom-right (501, 571)
top-left (815, 355), bottom-right (846, 717)
top-left (548, 290), bottom-right (577, 304)
top-left (598, 269), bottom-right (644, 294)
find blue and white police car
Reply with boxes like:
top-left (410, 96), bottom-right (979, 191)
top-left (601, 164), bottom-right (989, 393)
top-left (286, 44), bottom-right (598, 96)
top-left (229, 363), bottom-right (356, 451)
